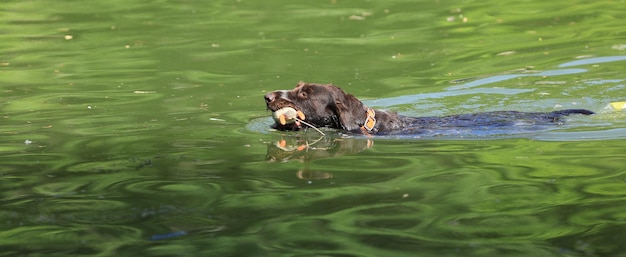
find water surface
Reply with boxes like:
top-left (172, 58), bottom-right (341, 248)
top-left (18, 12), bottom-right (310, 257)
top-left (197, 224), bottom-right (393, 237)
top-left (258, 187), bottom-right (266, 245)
top-left (1, 0), bottom-right (625, 256)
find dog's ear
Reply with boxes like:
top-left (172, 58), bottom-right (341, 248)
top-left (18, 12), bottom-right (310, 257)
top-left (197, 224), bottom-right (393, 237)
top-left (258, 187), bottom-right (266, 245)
top-left (330, 88), bottom-right (368, 131)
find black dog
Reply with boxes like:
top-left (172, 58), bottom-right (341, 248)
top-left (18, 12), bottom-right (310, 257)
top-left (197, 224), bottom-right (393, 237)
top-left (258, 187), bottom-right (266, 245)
top-left (264, 82), bottom-right (594, 135)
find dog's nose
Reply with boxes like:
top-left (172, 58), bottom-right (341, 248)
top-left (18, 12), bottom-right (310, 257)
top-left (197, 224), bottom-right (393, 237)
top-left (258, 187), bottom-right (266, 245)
top-left (264, 92), bottom-right (276, 104)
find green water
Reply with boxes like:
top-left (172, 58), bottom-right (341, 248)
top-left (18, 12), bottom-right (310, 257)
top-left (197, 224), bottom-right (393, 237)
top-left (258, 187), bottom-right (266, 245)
top-left (2, 0), bottom-right (625, 256)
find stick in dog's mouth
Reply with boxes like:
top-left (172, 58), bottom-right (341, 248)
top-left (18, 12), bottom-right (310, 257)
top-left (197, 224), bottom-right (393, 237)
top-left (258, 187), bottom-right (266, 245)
top-left (272, 107), bottom-right (324, 136)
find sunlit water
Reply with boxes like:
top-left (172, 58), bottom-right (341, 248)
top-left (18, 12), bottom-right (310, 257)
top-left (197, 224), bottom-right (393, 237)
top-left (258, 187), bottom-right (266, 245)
top-left (1, 0), bottom-right (625, 256)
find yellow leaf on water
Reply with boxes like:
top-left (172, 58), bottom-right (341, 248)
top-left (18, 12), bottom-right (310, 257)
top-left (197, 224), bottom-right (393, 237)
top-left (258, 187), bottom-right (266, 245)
top-left (609, 102), bottom-right (626, 110)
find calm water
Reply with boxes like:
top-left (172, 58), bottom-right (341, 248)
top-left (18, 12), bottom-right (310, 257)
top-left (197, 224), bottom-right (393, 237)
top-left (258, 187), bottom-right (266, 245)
top-left (2, 0), bottom-right (626, 256)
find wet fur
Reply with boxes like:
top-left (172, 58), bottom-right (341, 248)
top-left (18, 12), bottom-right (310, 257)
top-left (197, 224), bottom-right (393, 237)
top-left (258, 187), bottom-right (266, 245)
top-left (264, 82), bottom-right (594, 135)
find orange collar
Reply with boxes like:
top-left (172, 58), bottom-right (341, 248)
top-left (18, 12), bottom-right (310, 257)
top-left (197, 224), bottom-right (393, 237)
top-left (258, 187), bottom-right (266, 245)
top-left (360, 108), bottom-right (376, 133)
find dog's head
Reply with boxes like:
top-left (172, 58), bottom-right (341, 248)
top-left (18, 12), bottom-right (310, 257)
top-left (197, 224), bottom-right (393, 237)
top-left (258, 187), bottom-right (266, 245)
top-left (264, 82), bottom-right (369, 131)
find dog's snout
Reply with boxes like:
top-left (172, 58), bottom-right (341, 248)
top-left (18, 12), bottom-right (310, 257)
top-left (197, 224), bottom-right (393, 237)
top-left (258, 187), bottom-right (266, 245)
top-left (264, 92), bottom-right (276, 104)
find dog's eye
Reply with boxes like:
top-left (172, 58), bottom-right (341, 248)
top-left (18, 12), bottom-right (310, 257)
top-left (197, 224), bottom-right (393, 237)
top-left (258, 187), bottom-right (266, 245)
top-left (299, 91), bottom-right (307, 98)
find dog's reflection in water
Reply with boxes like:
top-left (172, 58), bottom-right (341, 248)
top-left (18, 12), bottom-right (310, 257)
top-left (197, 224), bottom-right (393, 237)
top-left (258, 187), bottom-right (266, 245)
top-left (265, 135), bottom-right (373, 180)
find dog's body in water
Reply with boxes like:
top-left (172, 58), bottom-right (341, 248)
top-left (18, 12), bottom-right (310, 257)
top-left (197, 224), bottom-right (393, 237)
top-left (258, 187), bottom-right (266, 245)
top-left (264, 82), bottom-right (594, 136)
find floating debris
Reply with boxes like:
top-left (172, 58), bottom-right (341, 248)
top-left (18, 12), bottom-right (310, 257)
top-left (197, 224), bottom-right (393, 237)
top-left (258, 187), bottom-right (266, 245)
top-left (611, 44), bottom-right (626, 51)
top-left (608, 102), bottom-right (626, 110)
top-left (497, 51), bottom-right (516, 56)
